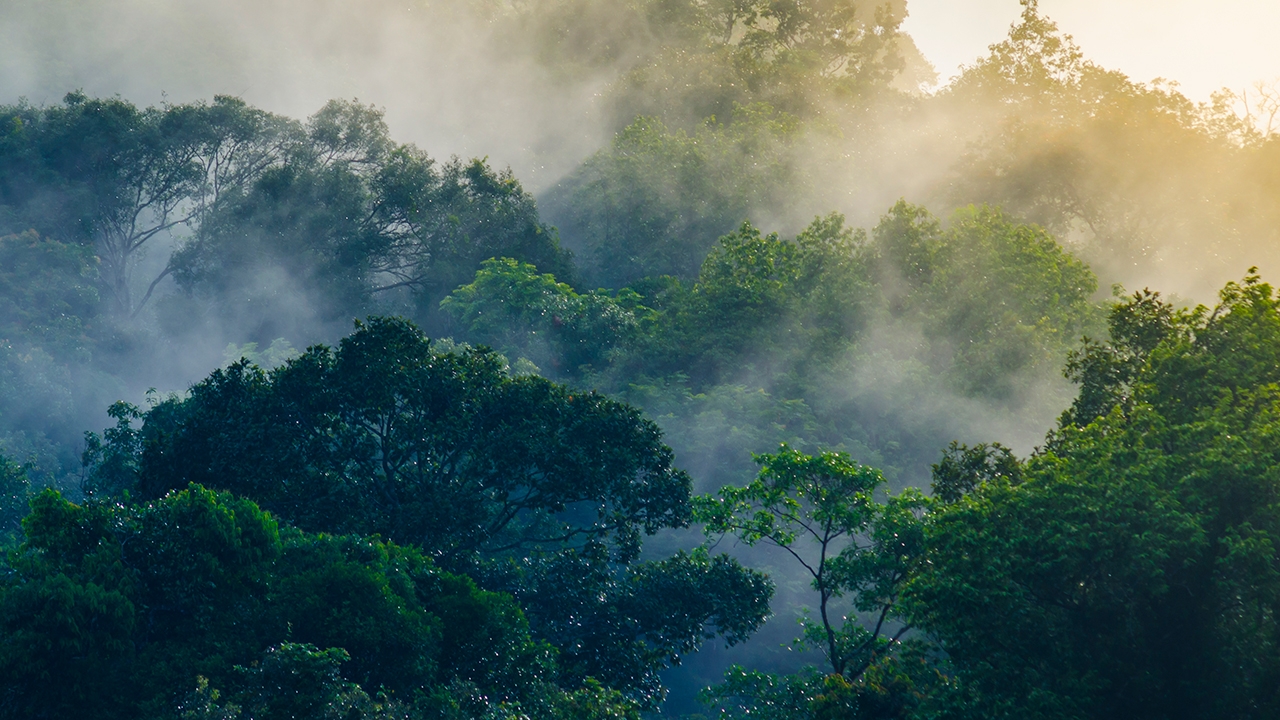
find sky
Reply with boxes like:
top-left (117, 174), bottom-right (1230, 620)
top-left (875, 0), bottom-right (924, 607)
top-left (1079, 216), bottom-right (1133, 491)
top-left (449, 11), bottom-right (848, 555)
top-left (903, 0), bottom-right (1280, 99)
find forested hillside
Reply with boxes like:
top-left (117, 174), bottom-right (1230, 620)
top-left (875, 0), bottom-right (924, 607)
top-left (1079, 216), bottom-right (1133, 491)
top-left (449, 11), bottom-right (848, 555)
top-left (2, 1), bottom-right (1279, 718)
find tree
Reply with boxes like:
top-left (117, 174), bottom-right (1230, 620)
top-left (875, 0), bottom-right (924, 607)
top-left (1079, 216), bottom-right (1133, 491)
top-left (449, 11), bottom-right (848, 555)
top-left (904, 273), bottom-right (1280, 719)
top-left (107, 316), bottom-right (690, 558)
top-left (936, 0), bottom-right (1280, 292)
top-left (871, 201), bottom-right (1101, 398)
top-left (0, 230), bottom-right (99, 356)
top-left (173, 100), bottom-right (574, 339)
top-left (619, 212), bottom-right (873, 387)
top-left (0, 93), bottom-right (297, 318)
top-left (542, 107), bottom-right (799, 288)
top-left (0, 453), bottom-right (30, 542)
top-left (178, 643), bottom-right (400, 720)
top-left (442, 257), bottom-right (650, 378)
top-left (696, 446), bottom-right (927, 679)
top-left (591, 0), bottom-right (927, 126)
top-left (84, 316), bottom-right (771, 706)
top-left (694, 445), bottom-right (935, 719)
top-left (0, 484), bottom-right (558, 719)
top-left (0, 231), bottom-right (115, 487)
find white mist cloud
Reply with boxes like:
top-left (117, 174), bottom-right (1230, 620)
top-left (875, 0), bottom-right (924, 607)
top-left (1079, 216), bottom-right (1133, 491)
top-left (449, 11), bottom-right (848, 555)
top-left (0, 0), bottom-right (612, 189)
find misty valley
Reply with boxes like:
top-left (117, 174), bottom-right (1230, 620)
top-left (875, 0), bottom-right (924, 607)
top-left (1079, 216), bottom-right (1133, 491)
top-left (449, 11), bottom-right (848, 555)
top-left (2, 1), bottom-right (1280, 718)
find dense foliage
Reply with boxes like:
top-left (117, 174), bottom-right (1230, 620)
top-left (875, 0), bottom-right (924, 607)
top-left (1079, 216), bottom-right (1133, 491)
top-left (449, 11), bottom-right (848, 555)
top-left (542, 108), bottom-right (800, 287)
top-left (3, 1), bottom-right (1280, 718)
top-left (1, 484), bottom-right (559, 719)
top-left (446, 202), bottom-right (1100, 487)
top-left (901, 276), bottom-right (1280, 719)
top-left (79, 317), bottom-right (772, 709)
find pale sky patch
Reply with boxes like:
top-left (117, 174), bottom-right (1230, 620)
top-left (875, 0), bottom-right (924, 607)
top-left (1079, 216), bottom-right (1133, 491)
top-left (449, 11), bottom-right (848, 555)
top-left (903, 0), bottom-right (1280, 99)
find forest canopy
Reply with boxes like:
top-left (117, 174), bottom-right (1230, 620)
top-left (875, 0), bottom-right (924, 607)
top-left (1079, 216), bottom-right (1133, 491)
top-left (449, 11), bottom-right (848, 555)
top-left (2, 1), bottom-right (1280, 718)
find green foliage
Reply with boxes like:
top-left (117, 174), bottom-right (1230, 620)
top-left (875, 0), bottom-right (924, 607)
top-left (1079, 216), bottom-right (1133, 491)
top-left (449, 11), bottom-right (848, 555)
top-left (0, 231), bottom-right (118, 488)
top-left (0, 230), bottom-right (98, 357)
top-left (103, 316), bottom-right (691, 559)
top-left (543, 108), bottom-right (799, 286)
top-left (530, 679), bottom-right (643, 720)
top-left (595, 0), bottom-right (926, 126)
top-left (80, 400), bottom-right (143, 498)
top-left (425, 676), bottom-right (643, 720)
top-left (480, 544), bottom-right (772, 705)
top-left (454, 201), bottom-right (1097, 405)
top-left (173, 100), bottom-right (573, 338)
top-left (550, 212), bottom-right (872, 388)
top-left (695, 445), bottom-right (927, 680)
top-left (701, 653), bottom-right (949, 720)
top-left (13, 6), bottom-right (1280, 714)
top-left (905, 273), bottom-right (1280, 719)
top-left (0, 93), bottom-right (295, 317)
top-left (1058, 287), bottom-right (1181, 428)
top-left (693, 445), bottom-right (945, 719)
top-left (928, 442), bottom-right (1022, 505)
top-left (83, 316), bottom-right (770, 706)
top-left (700, 666), bottom-right (825, 720)
top-left (445, 202), bottom-right (1095, 495)
top-left (178, 643), bottom-right (401, 720)
top-left (670, 213), bottom-right (871, 376)
top-left (0, 90), bottom-right (570, 335)
top-left (0, 453), bottom-right (30, 542)
top-left (0, 95), bottom-right (294, 487)
top-left (872, 201), bottom-right (1101, 397)
top-left (442, 257), bottom-right (648, 376)
top-left (0, 485), bottom-right (553, 719)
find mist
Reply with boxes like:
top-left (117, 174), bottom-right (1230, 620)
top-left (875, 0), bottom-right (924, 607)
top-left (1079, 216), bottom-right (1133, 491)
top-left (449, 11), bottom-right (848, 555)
top-left (0, 0), bottom-right (615, 186)
top-left (2, 0), bottom-right (1278, 717)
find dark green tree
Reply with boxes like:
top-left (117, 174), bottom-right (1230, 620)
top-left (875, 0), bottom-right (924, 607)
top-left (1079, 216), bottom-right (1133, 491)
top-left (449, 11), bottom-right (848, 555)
top-left (84, 316), bottom-right (771, 707)
top-left (0, 484), bottom-right (559, 719)
top-left (905, 273), bottom-right (1280, 719)
top-left (0, 93), bottom-right (295, 318)
top-left (110, 316), bottom-right (690, 557)
top-left (0, 453), bottom-right (30, 543)
top-left (871, 201), bottom-right (1101, 398)
top-left (173, 100), bottom-right (573, 339)
top-left (178, 643), bottom-right (399, 720)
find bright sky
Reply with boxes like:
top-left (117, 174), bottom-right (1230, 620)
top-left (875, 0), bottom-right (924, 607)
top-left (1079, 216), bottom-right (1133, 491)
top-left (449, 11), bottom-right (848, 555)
top-left (902, 0), bottom-right (1280, 100)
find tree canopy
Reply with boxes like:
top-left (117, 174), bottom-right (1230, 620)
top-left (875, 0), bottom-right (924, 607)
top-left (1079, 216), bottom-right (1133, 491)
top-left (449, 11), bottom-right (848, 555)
top-left (81, 316), bottom-right (772, 708)
top-left (903, 275), bottom-right (1280, 718)
top-left (5, 1), bottom-right (1280, 716)
top-left (1, 484), bottom-right (567, 719)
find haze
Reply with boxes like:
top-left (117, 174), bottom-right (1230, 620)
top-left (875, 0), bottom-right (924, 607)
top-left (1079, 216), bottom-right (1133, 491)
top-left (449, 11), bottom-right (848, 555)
top-left (3, 1), bottom-right (1280, 715)
top-left (906, 0), bottom-right (1280, 98)
top-left (4, 0), bottom-right (1275, 187)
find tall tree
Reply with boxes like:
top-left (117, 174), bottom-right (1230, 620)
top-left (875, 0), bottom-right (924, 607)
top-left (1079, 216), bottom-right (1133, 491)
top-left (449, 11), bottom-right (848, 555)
top-left (905, 274), bottom-right (1280, 719)
top-left (696, 446), bottom-right (928, 678)
top-left (0, 484), bottom-right (562, 719)
top-left (174, 100), bottom-right (573, 338)
top-left (0, 93), bottom-right (297, 318)
top-left (84, 316), bottom-right (771, 706)
top-left (694, 446), bottom-right (937, 720)
top-left (0, 97), bottom-right (299, 487)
